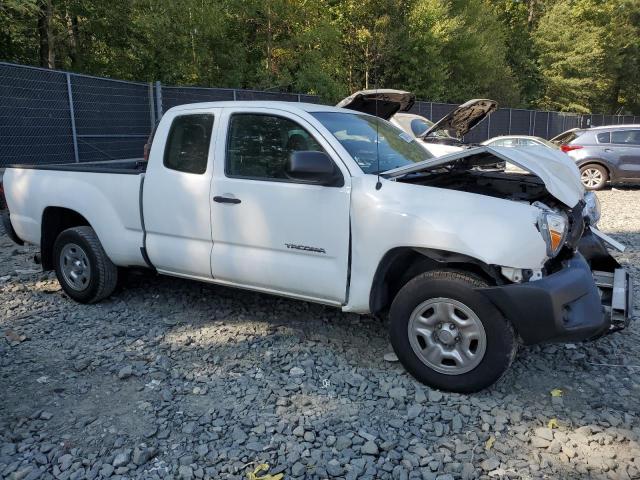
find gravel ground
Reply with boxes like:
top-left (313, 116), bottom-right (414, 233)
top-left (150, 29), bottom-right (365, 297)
top-left (1, 189), bottom-right (639, 480)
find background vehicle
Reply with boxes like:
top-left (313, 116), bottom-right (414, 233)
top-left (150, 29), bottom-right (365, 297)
top-left (337, 90), bottom-right (496, 157)
top-left (551, 125), bottom-right (640, 190)
top-left (2, 101), bottom-right (631, 393)
top-left (483, 135), bottom-right (560, 150)
top-left (391, 112), bottom-right (462, 156)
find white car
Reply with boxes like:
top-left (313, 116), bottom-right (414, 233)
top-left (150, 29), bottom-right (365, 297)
top-left (2, 100), bottom-right (631, 392)
top-left (483, 135), bottom-right (560, 150)
top-left (337, 90), bottom-right (497, 157)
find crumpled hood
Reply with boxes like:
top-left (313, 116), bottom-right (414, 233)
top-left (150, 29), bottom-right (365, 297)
top-left (383, 145), bottom-right (584, 207)
top-left (336, 89), bottom-right (415, 120)
top-left (422, 99), bottom-right (497, 139)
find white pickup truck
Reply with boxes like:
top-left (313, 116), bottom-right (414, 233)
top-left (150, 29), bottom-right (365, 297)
top-left (1, 100), bottom-right (632, 392)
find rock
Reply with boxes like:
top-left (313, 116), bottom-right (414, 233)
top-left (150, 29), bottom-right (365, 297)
top-left (99, 464), bottom-right (114, 477)
top-left (326, 459), bottom-right (343, 477)
top-left (59, 454), bottom-right (74, 471)
top-left (531, 437), bottom-right (551, 448)
top-left (361, 440), bottom-right (379, 455)
top-left (289, 367), bottom-right (305, 377)
top-left (428, 390), bottom-right (443, 402)
top-left (389, 387), bottom-right (407, 400)
top-left (335, 435), bottom-right (352, 450)
top-left (480, 458), bottom-right (500, 471)
top-left (179, 465), bottom-right (194, 480)
top-left (383, 352), bottom-right (399, 362)
top-left (231, 427), bottom-right (247, 444)
top-left (407, 405), bottom-right (422, 419)
top-left (293, 425), bottom-right (305, 437)
top-left (534, 427), bottom-right (554, 441)
top-left (40, 411), bottom-right (53, 420)
top-left (117, 365), bottom-right (133, 379)
top-left (133, 447), bottom-right (156, 466)
top-left (112, 451), bottom-right (131, 467)
top-left (303, 431), bottom-right (316, 442)
top-left (292, 462), bottom-right (305, 477)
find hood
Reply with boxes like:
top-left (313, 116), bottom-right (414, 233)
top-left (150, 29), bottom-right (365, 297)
top-left (382, 145), bottom-right (584, 207)
top-left (422, 99), bottom-right (497, 139)
top-left (336, 89), bottom-right (415, 120)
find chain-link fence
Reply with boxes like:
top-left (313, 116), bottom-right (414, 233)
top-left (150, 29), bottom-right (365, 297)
top-left (0, 62), bottom-right (320, 167)
top-left (2, 61), bottom-right (639, 167)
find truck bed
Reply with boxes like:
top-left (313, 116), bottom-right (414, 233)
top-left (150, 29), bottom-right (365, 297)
top-left (8, 158), bottom-right (147, 175)
top-left (3, 160), bottom-right (147, 267)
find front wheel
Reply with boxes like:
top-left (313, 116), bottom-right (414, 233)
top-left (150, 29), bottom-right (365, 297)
top-left (389, 270), bottom-right (517, 393)
top-left (53, 226), bottom-right (118, 303)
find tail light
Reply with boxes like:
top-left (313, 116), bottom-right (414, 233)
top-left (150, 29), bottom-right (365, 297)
top-left (560, 144), bottom-right (583, 153)
top-left (143, 142), bottom-right (151, 162)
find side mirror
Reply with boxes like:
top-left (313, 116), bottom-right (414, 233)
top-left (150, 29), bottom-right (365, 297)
top-left (284, 151), bottom-right (343, 186)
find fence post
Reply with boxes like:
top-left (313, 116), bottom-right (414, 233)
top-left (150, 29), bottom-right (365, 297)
top-left (148, 82), bottom-right (156, 127)
top-left (66, 73), bottom-right (80, 163)
top-left (546, 112), bottom-right (550, 139)
top-left (508, 109), bottom-right (512, 135)
top-left (429, 102), bottom-right (433, 120)
top-left (530, 111), bottom-right (535, 136)
top-left (155, 81), bottom-right (163, 119)
top-left (233, 89), bottom-right (237, 101)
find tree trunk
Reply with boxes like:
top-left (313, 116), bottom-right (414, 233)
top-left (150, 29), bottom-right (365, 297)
top-left (67, 12), bottom-right (80, 69)
top-left (38, 0), bottom-right (55, 68)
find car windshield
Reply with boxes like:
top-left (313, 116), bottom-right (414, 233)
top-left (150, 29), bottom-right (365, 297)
top-left (312, 112), bottom-right (433, 174)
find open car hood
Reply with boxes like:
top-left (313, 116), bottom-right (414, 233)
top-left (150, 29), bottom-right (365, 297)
top-left (422, 99), bottom-right (497, 139)
top-left (382, 145), bottom-right (584, 207)
top-left (336, 89), bottom-right (415, 120)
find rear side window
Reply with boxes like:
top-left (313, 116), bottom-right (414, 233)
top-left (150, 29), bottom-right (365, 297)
top-left (164, 114), bottom-right (214, 174)
top-left (552, 130), bottom-right (580, 145)
top-left (226, 114), bottom-right (324, 180)
top-left (611, 130), bottom-right (640, 145)
top-left (410, 118), bottom-right (430, 137)
top-left (597, 132), bottom-right (611, 143)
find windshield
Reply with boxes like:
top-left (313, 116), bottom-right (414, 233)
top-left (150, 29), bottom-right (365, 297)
top-left (312, 112), bottom-right (433, 174)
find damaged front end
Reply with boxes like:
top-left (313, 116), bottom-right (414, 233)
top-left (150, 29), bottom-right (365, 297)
top-left (384, 145), bottom-right (633, 344)
top-left (579, 227), bottom-right (633, 334)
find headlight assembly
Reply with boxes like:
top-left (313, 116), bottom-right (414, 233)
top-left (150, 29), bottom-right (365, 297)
top-left (538, 211), bottom-right (568, 257)
top-left (583, 191), bottom-right (601, 226)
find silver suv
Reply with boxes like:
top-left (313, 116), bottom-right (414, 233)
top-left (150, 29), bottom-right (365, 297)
top-left (552, 125), bottom-right (640, 190)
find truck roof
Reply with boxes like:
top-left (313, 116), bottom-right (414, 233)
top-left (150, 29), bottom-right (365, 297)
top-left (171, 101), bottom-right (350, 115)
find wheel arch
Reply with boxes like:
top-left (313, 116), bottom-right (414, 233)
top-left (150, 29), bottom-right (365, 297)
top-left (41, 207), bottom-right (91, 270)
top-left (577, 159), bottom-right (612, 176)
top-left (369, 247), bottom-right (504, 315)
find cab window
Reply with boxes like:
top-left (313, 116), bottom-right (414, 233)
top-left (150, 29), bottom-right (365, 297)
top-left (226, 114), bottom-right (325, 180)
top-left (164, 114), bottom-right (214, 174)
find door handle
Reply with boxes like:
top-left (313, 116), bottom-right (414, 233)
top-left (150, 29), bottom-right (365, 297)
top-left (213, 196), bottom-right (241, 204)
top-left (604, 148), bottom-right (614, 152)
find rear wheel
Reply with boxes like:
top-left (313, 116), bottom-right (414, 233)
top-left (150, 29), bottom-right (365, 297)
top-left (53, 226), bottom-right (118, 303)
top-left (580, 164), bottom-right (608, 190)
top-left (389, 270), bottom-right (517, 393)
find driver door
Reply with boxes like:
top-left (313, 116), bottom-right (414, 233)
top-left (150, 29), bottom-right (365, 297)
top-left (210, 108), bottom-right (351, 304)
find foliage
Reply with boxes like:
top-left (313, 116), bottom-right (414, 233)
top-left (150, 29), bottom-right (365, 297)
top-left (0, 0), bottom-right (638, 113)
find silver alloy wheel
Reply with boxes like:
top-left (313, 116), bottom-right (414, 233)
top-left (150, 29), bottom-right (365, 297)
top-left (581, 168), bottom-right (604, 188)
top-left (407, 297), bottom-right (487, 375)
top-left (60, 243), bottom-right (91, 291)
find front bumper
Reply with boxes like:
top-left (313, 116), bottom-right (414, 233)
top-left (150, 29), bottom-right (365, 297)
top-left (478, 243), bottom-right (632, 345)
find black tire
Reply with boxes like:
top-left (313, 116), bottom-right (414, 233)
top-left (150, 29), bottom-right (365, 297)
top-left (53, 226), bottom-right (118, 303)
top-left (389, 270), bottom-right (517, 393)
top-left (580, 164), bottom-right (608, 191)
